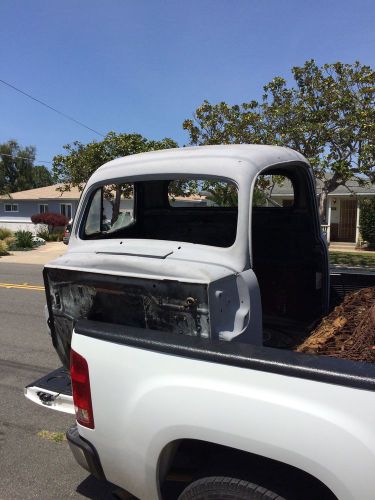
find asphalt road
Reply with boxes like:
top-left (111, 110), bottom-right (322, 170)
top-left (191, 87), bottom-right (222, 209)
top-left (0, 263), bottom-right (116, 499)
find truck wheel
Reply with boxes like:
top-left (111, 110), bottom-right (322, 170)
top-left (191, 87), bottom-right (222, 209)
top-left (177, 476), bottom-right (285, 500)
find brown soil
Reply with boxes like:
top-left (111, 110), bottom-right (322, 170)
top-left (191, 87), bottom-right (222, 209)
top-left (296, 287), bottom-right (375, 362)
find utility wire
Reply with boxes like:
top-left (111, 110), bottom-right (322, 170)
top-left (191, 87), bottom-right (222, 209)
top-left (0, 152), bottom-right (53, 164)
top-left (0, 78), bottom-right (105, 137)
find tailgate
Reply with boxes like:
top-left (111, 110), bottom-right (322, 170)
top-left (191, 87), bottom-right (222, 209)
top-left (24, 366), bottom-right (74, 414)
top-left (43, 267), bottom-right (209, 370)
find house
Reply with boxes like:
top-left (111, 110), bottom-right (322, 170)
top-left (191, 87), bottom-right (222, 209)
top-left (0, 184), bottom-right (81, 233)
top-left (270, 176), bottom-right (375, 245)
top-left (0, 183), bottom-right (208, 234)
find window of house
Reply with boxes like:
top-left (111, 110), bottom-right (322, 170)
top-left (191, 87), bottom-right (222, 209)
top-left (60, 203), bottom-right (72, 219)
top-left (4, 203), bottom-right (18, 212)
top-left (39, 204), bottom-right (48, 214)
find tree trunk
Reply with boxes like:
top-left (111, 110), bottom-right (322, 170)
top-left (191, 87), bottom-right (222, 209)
top-left (111, 187), bottom-right (121, 225)
top-left (318, 189), bottom-right (328, 224)
top-left (319, 176), bottom-right (340, 224)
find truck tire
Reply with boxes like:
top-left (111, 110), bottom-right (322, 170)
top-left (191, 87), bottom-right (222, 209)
top-left (177, 476), bottom-right (286, 500)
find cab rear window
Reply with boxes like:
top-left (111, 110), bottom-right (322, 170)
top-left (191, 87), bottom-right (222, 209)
top-left (82, 178), bottom-right (238, 248)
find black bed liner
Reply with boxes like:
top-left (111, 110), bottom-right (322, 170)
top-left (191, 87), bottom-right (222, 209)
top-left (26, 367), bottom-right (72, 396)
top-left (330, 270), bottom-right (375, 299)
top-left (75, 319), bottom-right (375, 393)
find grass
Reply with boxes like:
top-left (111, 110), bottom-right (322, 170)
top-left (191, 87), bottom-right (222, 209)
top-left (0, 240), bottom-right (9, 256)
top-left (329, 251), bottom-right (375, 268)
top-left (0, 227), bottom-right (12, 240)
top-left (36, 229), bottom-right (64, 242)
top-left (37, 430), bottom-right (66, 443)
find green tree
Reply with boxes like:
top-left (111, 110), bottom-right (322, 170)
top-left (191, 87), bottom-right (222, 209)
top-left (0, 140), bottom-right (35, 194)
top-left (0, 140), bottom-right (52, 193)
top-left (359, 198), bottom-right (375, 247)
top-left (32, 165), bottom-right (53, 188)
top-left (183, 100), bottom-right (265, 146)
top-left (52, 132), bottom-right (178, 191)
top-left (53, 132), bottom-right (179, 222)
top-left (183, 61), bottom-right (375, 220)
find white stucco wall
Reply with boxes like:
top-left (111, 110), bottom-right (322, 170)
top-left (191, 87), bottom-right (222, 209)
top-left (0, 218), bottom-right (45, 235)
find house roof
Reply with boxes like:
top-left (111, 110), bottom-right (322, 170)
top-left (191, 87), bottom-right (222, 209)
top-left (319, 177), bottom-right (375, 196)
top-left (0, 184), bottom-right (81, 200)
top-left (0, 183), bottom-right (207, 202)
top-left (173, 194), bottom-right (206, 201)
top-left (271, 175), bottom-right (375, 197)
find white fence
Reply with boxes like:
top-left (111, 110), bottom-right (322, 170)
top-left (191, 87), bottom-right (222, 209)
top-left (321, 224), bottom-right (330, 243)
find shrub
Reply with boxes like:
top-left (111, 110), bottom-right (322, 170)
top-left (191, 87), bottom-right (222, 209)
top-left (31, 213), bottom-right (68, 234)
top-left (14, 230), bottom-right (34, 249)
top-left (48, 231), bottom-right (64, 242)
top-left (4, 236), bottom-right (16, 249)
top-left (36, 228), bottom-right (51, 241)
top-left (0, 240), bottom-right (9, 256)
top-left (359, 198), bottom-right (375, 248)
top-left (0, 227), bottom-right (12, 240)
top-left (36, 228), bottom-right (64, 242)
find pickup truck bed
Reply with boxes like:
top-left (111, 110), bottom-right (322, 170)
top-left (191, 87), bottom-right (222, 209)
top-left (25, 270), bottom-right (375, 500)
top-left (25, 270), bottom-right (375, 411)
top-left (71, 314), bottom-right (375, 500)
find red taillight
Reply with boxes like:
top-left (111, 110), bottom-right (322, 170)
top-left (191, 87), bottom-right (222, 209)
top-left (70, 349), bottom-right (95, 429)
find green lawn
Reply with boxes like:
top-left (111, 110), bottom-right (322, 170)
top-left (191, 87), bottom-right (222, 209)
top-left (329, 251), bottom-right (375, 268)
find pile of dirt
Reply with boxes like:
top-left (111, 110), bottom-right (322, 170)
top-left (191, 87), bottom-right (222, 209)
top-left (296, 287), bottom-right (375, 362)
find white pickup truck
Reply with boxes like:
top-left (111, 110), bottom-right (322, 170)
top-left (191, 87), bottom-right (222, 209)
top-left (25, 145), bottom-right (375, 500)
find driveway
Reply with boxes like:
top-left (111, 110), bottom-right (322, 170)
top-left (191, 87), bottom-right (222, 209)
top-left (1, 242), bottom-right (67, 265)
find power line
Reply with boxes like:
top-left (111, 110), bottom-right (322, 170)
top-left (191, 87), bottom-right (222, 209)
top-left (0, 78), bottom-right (105, 137)
top-left (0, 152), bottom-right (53, 164)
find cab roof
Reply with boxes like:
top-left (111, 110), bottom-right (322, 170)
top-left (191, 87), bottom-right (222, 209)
top-left (88, 144), bottom-right (309, 186)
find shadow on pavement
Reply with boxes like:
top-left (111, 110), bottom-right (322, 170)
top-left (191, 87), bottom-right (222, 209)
top-left (76, 475), bottom-right (118, 499)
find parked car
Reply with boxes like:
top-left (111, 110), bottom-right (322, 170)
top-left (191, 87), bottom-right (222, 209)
top-left (62, 219), bottom-right (73, 244)
top-left (26, 145), bottom-right (375, 500)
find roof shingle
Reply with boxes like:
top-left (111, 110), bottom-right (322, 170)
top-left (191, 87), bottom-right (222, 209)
top-left (0, 184), bottom-right (81, 200)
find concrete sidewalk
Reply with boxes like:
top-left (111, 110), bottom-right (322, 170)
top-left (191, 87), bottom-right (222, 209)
top-left (329, 242), bottom-right (375, 254)
top-left (0, 242), bottom-right (67, 265)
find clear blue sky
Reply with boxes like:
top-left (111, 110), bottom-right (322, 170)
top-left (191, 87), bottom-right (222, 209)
top-left (0, 0), bottom-right (374, 167)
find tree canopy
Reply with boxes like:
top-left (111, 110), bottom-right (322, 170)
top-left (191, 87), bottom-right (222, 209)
top-left (183, 60), bottom-right (375, 219)
top-left (0, 140), bottom-right (52, 194)
top-left (32, 165), bottom-right (53, 188)
top-left (359, 198), bottom-right (375, 248)
top-left (52, 132), bottom-right (178, 192)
